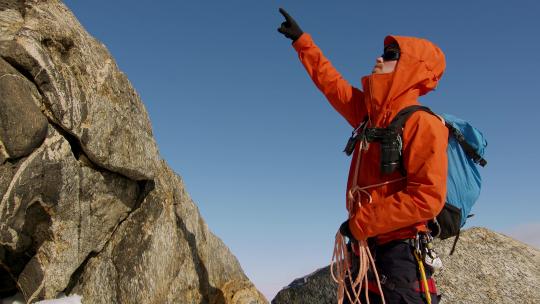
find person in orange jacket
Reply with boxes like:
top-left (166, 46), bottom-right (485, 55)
top-left (278, 8), bottom-right (448, 304)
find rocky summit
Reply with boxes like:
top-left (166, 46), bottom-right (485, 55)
top-left (0, 1), bottom-right (266, 303)
top-left (272, 227), bottom-right (540, 304)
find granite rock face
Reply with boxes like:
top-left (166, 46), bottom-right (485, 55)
top-left (0, 1), bottom-right (267, 303)
top-left (272, 228), bottom-right (540, 304)
top-left (0, 57), bottom-right (48, 163)
top-left (0, 0), bottom-right (158, 181)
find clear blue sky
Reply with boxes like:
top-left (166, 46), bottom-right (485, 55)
top-left (63, 0), bottom-right (539, 300)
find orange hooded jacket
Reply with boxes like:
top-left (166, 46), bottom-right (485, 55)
top-left (293, 34), bottom-right (448, 244)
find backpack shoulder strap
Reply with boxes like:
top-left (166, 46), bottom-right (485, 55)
top-left (390, 105), bottom-right (488, 167)
top-left (387, 105), bottom-right (436, 176)
top-left (388, 105), bottom-right (435, 131)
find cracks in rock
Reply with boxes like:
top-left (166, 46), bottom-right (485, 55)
top-left (61, 179), bottom-right (155, 297)
top-left (0, 55), bottom-right (138, 182)
top-left (4, 153), bottom-right (28, 166)
top-left (62, 251), bottom-right (98, 296)
top-left (20, 200), bottom-right (52, 258)
top-left (5, 56), bottom-right (90, 168)
top-left (41, 37), bottom-right (74, 62)
top-left (0, 57), bottom-right (160, 297)
top-left (0, 198), bottom-right (53, 297)
top-left (174, 213), bottom-right (210, 304)
top-left (1, 55), bottom-right (58, 126)
top-left (0, 56), bottom-right (34, 85)
top-left (133, 179), bottom-right (155, 212)
top-left (108, 179), bottom-right (155, 249)
top-left (0, 247), bottom-right (21, 298)
top-left (0, 199), bottom-right (51, 298)
top-left (173, 210), bottom-right (226, 304)
top-left (50, 124), bottom-right (82, 160)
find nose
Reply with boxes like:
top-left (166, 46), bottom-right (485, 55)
top-left (376, 57), bottom-right (384, 63)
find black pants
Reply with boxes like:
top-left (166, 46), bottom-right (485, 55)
top-left (344, 240), bottom-right (439, 304)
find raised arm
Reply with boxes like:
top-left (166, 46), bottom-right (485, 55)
top-left (278, 8), bottom-right (366, 127)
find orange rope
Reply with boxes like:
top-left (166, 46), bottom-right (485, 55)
top-left (331, 134), bottom-right (405, 304)
top-left (332, 233), bottom-right (380, 304)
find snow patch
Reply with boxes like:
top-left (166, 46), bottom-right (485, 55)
top-left (1, 293), bottom-right (82, 304)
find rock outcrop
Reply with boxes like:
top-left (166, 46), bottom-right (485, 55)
top-left (0, 1), bottom-right (266, 303)
top-left (272, 228), bottom-right (540, 304)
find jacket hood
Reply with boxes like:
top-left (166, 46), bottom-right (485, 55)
top-left (386, 35), bottom-right (446, 97)
top-left (362, 35), bottom-right (446, 126)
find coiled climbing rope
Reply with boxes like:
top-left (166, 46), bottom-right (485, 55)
top-left (330, 135), bottom-right (405, 304)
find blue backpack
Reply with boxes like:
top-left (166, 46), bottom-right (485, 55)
top-left (345, 105), bottom-right (487, 249)
top-left (438, 113), bottom-right (487, 228)
top-left (389, 106), bottom-right (487, 244)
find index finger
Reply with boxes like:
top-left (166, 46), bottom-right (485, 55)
top-left (279, 8), bottom-right (293, 22)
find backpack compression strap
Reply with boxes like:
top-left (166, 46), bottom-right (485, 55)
top-left (445, 123), bottom-right (487, 167)
top-left (388, 105), bottom-right (434, 131)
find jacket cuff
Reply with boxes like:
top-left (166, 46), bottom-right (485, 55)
top-left (293, 33), bottom-right (312, 51)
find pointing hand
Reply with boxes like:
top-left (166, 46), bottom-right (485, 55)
top-left (277, 8), bottom-right (303, 42)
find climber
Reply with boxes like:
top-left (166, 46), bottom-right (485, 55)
top-left (278, 8), bottom-right (448, 304)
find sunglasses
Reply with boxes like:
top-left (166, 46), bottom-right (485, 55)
top-left (381, 49), bottom-right (400, 61)
top-left (382, 43), bottom-right (400, 61)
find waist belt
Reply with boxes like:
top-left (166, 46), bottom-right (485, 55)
top-left (350, 238), bottom-right (412, 256)
top-left (367, 277), bottom-right (438, 295)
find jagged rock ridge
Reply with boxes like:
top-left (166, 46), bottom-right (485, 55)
top-left (0, 1), bottom-right (267, 303)
top-left (271, 227), bottom-right (540, 304)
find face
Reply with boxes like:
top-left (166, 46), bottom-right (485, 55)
top-left (372, 44), bottom-right (400, 74)
top-left (372, 57), bottom-right (398, 74)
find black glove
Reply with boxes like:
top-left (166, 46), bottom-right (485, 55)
top-left (340, 220), bottom-right (355, 240)
top-left (277, 8), bottom-right (303, 42)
